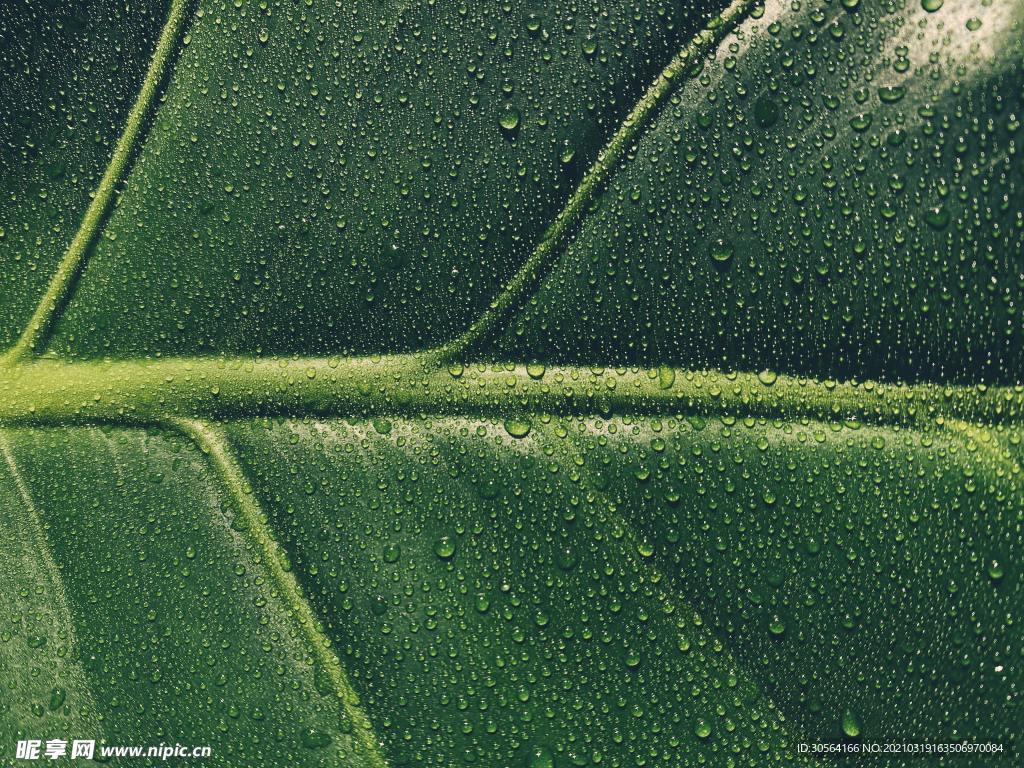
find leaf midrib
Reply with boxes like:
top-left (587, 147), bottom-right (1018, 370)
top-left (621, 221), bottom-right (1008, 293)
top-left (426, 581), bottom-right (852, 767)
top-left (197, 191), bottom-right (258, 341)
top-left (0, 356), bottom-right (1019, 428)
top-left (2, 0), bottom-right (1013, 431)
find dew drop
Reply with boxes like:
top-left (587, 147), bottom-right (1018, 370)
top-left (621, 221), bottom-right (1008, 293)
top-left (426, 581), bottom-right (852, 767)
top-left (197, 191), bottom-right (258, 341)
top-left (498, 105), bottom-right (521, 132)
top-left (709, 239), bottom-right (734, 265)
top-left (925, 205), bottom-right (950, 229)
top-left (842, 709), bottom-right (862, 738)
top-left (529, 746), bottom-right (554, 768)
top-left (49, 687), bottom-right (66, 711)
top-left (504, 419), bottom-right (531, 438)
top-left (433, 536), bottom-right (456, 560)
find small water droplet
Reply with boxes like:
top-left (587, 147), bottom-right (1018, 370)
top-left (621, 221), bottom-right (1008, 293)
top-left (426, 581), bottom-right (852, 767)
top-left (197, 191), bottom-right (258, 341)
top-left (498, 105), bottom-right (521, 132)
top-left (842, 709), bottom-right (862, 738)
top-left (433, 536), bottom-right (456, 560)
top-left (504, 419), bottom-right (531, 438)
top-left (710, 239), bottom-right (734, 264)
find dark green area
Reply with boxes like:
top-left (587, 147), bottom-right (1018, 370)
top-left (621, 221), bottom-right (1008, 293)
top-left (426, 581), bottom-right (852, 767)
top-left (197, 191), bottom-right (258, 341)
top-left (0, 0), bottom-right (168, 349)
top-left (226, 416), bottom-right (1022, 766)
top-left (48, 0), bottom-right (723, 358)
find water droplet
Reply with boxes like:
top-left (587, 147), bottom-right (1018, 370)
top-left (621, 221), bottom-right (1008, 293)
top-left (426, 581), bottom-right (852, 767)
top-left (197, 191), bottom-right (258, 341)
top-left (433, 536), bottom-right (456, 560)
top-left (849, 113), bottom-right (873, 132)
top-left (301, 729), bottom-right (332, 749)
top-left (925, 206), bottom-right (950, 229)
top-left (49, 687), bottom-right (66, 711)
top-left (529, 746), bottom-right (555, 768)
top-left (504, 419), bottom-right (531, 438)
top-left (498, 105), bottom-right (521, 132)
top-left (556, 547), bottom-right (578, 571)
top-left (710, 239), bottom-right (734, 264)
top-left (842, 709), bottom-right (862, 738)
top-left (658, 365), bottom-right (676, 389)
top-left (878, 85), bottom-right (905, 104)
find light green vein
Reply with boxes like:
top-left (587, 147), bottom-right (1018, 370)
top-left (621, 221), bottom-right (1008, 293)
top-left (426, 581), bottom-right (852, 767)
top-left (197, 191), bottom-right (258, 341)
top-left (0, 430), bottom-right (103, 733)
top-left (169, 418), bottom-right (389, 768)
top-left (4, 0), bottom-right (192, 363)
top-left (0, 356), bottom-right (1019, 428)
top-left (433, 0), bottom-right (758, 364)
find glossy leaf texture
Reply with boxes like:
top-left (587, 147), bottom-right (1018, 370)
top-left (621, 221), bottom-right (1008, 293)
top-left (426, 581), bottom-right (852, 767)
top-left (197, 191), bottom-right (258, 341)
top-left (0, 0), bottom-right (1022, 764)
top-left (0, 427), bottom-right (381, 766)
top-left (0, 0), bottom-right (169, 348)
top-left (41, 0), bottom-right (723, 357)
top-left (495, 0), bottom-right (1024, 382)
top-left (225, 416), bottom-right (1023, 763)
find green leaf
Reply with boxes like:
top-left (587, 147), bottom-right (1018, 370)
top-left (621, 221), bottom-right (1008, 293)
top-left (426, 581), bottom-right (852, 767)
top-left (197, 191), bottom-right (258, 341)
top-left (0, 426), bottom-right (382, 766)
top-left (493, 0), bottom-right (1024, 382)
top-left (0, 0), bottom-right (1022, 765)
top-left (40, 0), bottom-right (725, 358)
top-left (0, 0), bottom-right (171, 349)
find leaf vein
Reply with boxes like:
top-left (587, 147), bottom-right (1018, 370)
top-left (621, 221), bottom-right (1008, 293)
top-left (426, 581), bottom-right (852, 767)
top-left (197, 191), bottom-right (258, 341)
top-left (4, 0), bottom-right (193, 362)
top-left (433, 0), bottom-right (759, 364)
top-left (0, 357), bottom-right (1018, 428)
top-left (169, 417), bottom-right (390, 768)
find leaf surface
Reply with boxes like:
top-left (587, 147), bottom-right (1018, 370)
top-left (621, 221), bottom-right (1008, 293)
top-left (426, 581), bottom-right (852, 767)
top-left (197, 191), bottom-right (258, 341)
top-left (494, 0), bottom-right (1024, 382)
top-left (0, 0), bottom-right (169, 347)
top-left (0, 0), bottom-right (1021, 765)
top-left (44, 0), bottom-right (725, 357)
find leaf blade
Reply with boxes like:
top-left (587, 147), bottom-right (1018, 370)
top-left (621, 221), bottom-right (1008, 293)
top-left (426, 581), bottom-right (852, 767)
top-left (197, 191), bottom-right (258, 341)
top-left (0, 425), bottom-right (386, 765)
top-left (495, 0), bottom-right (1024, 382)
